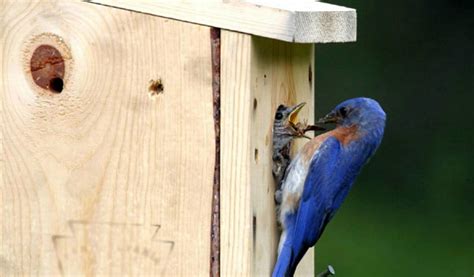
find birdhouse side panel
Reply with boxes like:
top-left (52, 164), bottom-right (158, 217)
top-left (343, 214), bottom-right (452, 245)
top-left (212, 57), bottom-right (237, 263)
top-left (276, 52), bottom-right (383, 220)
top-left (220, 31), bottom-right (254, 276)
top-left (220, 30), bottom-right (315, 276)
top-left (1, 1), bottom-right (214, 276)
top-left (251, 37), bottom-right (316, 277)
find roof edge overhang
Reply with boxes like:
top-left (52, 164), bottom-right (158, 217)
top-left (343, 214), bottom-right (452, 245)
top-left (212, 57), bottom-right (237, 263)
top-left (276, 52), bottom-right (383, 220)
top-left (86, 0), bottom-right (356, 43)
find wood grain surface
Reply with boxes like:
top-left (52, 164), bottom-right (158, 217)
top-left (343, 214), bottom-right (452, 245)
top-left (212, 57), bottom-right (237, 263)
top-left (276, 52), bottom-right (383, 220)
top-left (1, 1), bottom-right (214, 275)
top-left (220, 31), bottom-right (253, 276)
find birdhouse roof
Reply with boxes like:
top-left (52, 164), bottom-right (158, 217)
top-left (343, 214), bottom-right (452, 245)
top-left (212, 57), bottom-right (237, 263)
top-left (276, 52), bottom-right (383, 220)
top-left (86, 0), bottom-right (356, 43)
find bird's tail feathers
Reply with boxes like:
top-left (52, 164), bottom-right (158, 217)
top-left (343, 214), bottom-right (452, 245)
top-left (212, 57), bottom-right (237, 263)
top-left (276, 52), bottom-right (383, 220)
top-left (272, 241), bottom-right (294, 277)
top-left (273, 230), bottom-right (309, 277)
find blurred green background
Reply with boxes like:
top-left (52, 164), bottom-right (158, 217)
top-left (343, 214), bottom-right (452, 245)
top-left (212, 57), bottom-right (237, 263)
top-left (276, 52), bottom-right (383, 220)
top-left (313, 0), bottom-right (474, 276)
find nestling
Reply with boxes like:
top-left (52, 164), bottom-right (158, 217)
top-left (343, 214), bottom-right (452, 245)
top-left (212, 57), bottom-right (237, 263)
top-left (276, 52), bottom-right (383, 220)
top-left (272, 103), bottom-right (324, 204)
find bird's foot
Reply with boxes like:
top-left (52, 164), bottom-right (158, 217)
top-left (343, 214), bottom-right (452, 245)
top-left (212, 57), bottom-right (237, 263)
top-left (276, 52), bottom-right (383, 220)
top-left (274, 189), bottom-right (282, 205)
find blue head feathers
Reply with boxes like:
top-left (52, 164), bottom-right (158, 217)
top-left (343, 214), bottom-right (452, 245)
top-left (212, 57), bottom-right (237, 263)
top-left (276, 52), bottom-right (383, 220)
top-left (319, 97), bottom-right (386, 140)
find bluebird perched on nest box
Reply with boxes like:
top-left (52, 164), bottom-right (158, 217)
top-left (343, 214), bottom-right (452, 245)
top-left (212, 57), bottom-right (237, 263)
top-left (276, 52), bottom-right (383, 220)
top-left (272, 103), bottom-right (324, 205)
top-left (273, 98), bottom-right (386, 277)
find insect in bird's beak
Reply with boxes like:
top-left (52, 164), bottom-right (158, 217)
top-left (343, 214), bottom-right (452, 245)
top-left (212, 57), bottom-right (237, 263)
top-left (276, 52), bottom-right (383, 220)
top-left (303, 124), bottom-right (326, 132)
top-left (288, 102), bottom-right (306, 125)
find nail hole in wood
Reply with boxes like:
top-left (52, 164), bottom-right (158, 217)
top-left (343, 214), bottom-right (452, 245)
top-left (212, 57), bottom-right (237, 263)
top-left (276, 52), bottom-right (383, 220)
top-left (253, 98), bottom-right (258, 110)
top-left (254, 148), bottom-right (259, 163)
top-left (252, 215), bottom-right (257, 250)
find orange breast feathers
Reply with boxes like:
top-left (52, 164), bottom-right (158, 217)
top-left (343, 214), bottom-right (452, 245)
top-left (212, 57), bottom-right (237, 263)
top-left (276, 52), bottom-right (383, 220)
top-left (301, 125), bottom-right (359, 163)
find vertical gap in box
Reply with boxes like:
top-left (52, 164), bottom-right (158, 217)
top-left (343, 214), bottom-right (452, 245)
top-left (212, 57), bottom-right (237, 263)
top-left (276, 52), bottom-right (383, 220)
top-left (210, 27), bottom-right (221, 277)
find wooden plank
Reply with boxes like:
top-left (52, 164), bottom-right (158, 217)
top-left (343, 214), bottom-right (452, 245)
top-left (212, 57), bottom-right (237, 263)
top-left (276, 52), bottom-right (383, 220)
top-left (1, 1), bottom-right (214, 275)
top-left (87, 0), bottom-right (356, 43)
top-left (220, 30), bottom-right (315, 276)
top-left (220, 31), bottom-right (253, 275)
top-left (251, 36), bottom-right (315, 277)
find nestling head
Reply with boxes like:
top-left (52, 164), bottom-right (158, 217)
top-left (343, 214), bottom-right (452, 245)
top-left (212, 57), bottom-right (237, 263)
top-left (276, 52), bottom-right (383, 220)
top-left (274, 102), bottom-right (306, 128)
top-left (318, 97), bottom-right (386, 132)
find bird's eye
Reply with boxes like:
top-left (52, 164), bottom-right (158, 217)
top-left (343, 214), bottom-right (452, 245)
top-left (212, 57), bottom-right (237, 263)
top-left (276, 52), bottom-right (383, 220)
top-left (275, 112), bottom-right (283, 120)
top-left (339, 107), bottom-right (348, 117)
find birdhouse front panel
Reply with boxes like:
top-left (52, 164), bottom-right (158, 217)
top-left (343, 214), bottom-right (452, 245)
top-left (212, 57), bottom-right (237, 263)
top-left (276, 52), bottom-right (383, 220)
top-left (2, 2), bottom-right (215, 275)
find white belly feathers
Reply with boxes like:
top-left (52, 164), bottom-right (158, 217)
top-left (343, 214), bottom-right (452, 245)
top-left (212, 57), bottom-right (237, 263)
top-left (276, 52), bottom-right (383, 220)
top-left (279, 152), bottom-right (313, 225)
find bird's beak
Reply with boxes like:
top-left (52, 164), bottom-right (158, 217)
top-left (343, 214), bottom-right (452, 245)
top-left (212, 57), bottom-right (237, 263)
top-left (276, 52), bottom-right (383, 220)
top-left (317, 111), bottom-right (338, 124)
top-left (288, 102), bottom-right (306, 125)
top-left (304, 125), bottom-right (326, 132)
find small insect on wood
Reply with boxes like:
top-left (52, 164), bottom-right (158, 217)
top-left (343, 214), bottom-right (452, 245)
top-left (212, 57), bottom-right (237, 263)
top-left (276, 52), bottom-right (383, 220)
top-left (148, 78), bottom-right (164, 97)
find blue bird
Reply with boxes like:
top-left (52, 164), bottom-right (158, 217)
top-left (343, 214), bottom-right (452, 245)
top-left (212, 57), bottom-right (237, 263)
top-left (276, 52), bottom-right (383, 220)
top-left (272, 97), bottom-right (386, 277)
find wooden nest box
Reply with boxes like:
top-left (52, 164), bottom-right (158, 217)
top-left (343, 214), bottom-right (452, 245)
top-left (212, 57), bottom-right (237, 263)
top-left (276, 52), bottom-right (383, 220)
top-left (1, 0), bottom-right (356, 275)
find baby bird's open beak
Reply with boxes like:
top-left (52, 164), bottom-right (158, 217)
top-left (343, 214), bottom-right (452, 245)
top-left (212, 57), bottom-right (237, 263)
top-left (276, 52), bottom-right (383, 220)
top-left (288, 102), bottom-right (306, 125)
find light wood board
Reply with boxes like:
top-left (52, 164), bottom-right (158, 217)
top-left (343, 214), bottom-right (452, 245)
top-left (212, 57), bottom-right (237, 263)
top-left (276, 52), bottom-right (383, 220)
top-left (1, 1), bottom-right (214, 275)
top-left (220, 31), bottom-right (253, 276)
top-left (220, 30), bottom-right (315, 276)
top-left (87, 0), bottom-right (356, 43)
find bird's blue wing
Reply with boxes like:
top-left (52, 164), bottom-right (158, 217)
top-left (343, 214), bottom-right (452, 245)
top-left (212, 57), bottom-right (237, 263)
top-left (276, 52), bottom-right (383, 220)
top-left (290, 138), bottom-right (372, 271)
top-left (274, 137), bottom-right (343, 277)
top-left (291, 137), bottom-right (343, 257)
